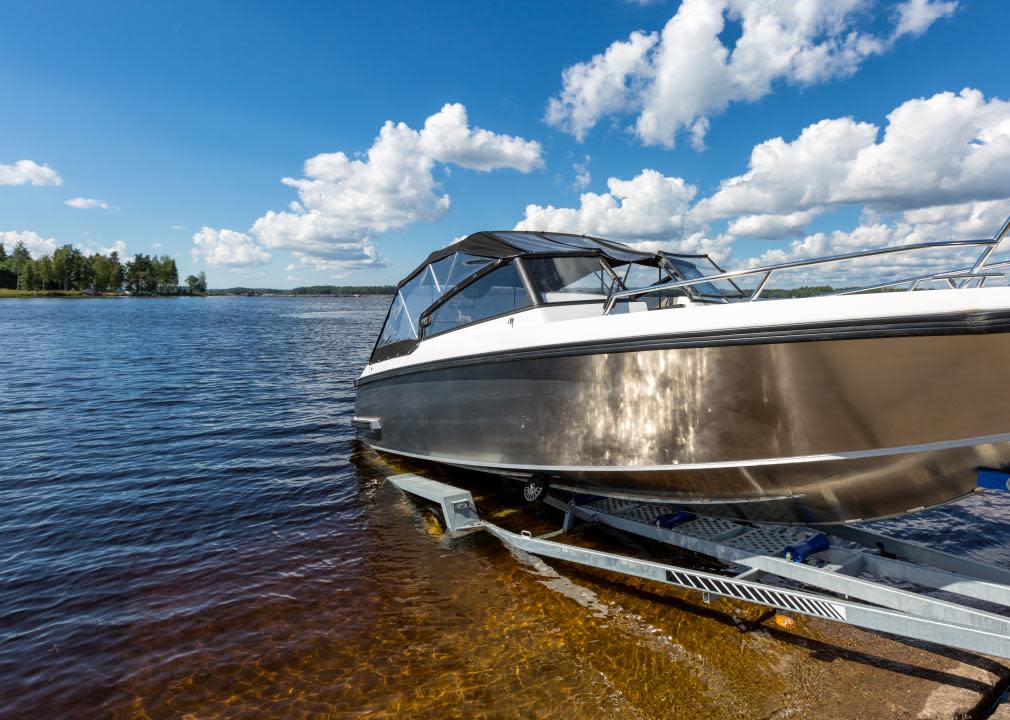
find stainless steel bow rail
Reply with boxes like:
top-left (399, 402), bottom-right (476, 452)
top-left (604, 216), bottom-right (1010, 312)
top-left (388, 472), bottom-right (1010, 660)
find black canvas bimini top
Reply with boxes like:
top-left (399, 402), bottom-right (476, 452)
top-left (402, 230), bottom-right (656, 289)
top-left (422, 230), bottom-right (653, 264)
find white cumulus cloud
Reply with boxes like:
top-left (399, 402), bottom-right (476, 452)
top-left (250, 103), bottom-right (543, 272)
top-left (517, 168), bottom-right (697, 239)
top-left (737, 201), bottom-right (1008, 289)
top-left (418, 103), bottom-right (543, 172)
top-left (99, 240), bottom-right (128, 257)
top-left (65, 197), bottom-right (111, 210)
top-left (546, 0), bottom-right (955, 148)
top-left (521, 87), bottom-right (1010, 284)
top-left (894, 0), bottom-right (958, 39)
top-left (835, 89), bottom-right (1010, 209)
top-left (698, 88), bottom-right (1010, 223)
top-left (0, 160), bottom-right (62, 186)
top-left (191, 227), bottom-right (271, 268)
top-left (78, 239), bottom-right (129, 258)
top-left (726, 209), bottom-right (823, 239)
top-left (545, 30), bottom-right (658, 142)
top-left (0, 230), bottom-right (57, 258)
top-left (695, 117), bottom-right (879, 219)
top-left (515, 168), bottom-right (733, 259)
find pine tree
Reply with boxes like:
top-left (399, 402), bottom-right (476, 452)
top-left (109, 251), bottom-right (124, 292)
top-left (38, 256), bottom-right (53, 290)
top-left (10, 241), bottom-right (31, 291)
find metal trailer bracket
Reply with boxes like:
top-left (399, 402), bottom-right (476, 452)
top-left (388, 473), bottom-right (1010, 660)
top-left (388, 473), bottom-right (481, 535)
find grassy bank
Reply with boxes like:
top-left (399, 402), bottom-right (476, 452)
top-left (1, 288), bottom-right (84, 297)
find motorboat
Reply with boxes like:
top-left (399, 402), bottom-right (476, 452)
top-left (354, 220), bottom-right (1010, 523)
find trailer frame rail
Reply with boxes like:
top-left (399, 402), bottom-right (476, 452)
top-left (388, 473), bottom-right (1010, 660)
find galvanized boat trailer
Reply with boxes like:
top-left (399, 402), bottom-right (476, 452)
top-left (389, 471), bottom-right (1010, 660)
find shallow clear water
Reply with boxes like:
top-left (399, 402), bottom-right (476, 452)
top-left (3, 295), bottom-right (1010, 719)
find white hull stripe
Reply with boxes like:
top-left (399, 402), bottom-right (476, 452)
top-left (366, 431), bottom-right (1010, 473)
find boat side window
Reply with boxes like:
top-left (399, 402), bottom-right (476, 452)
top-left (524, 256), bottom-right (617, 302)
top-left (425, 263), bottom-right (533, 336)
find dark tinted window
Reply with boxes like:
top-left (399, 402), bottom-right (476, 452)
top-left (426, 263), bottom-right (532, 336)
top-left (525, 256), bottom-right (616, 301)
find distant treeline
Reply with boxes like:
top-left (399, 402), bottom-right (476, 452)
top-left (760, 286), bottom-right (903, 298)
top-left (0, 239), bottom-right (207, 295)
top-left (290, 285), bottom-right (395, 295)
top-left (760, 286), bottom-right (841, 299)
top-left (209, 285), bottom-right (396, 295)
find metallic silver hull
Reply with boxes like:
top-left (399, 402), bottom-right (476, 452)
top-left (355, 332), bottom-right (1010, 523)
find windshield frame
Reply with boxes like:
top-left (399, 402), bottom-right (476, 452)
top-left (659, 252), bottom-right (748, 300)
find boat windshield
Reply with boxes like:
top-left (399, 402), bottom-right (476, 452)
top-left (428, 252), bottom-right (494, 295)
top-left (524, 256), bottom-right (618, 301)
top-left (620, 262), bottom-right (670, 290)
top-left (374, 252), bottom-right (494, 353)
top-left (371, 234), bottom-right (746, 363)
top-left (662, 255), bottom-right (746, 299)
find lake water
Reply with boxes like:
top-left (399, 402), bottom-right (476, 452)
top-left (4, 295), bottom-right (1010, 719)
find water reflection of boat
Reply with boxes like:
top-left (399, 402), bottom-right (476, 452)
top-left (355, 222), bottom-right (1010, 523)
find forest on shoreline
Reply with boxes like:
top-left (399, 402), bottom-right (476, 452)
top-left (209, 285), bottom-right (396, 296)
top-left (0, 239), bottom-right (207, 296)
top-left (0, 240), bottom-right (397, 299)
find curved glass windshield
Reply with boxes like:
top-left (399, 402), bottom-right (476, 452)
top-left (375, 252), bottom-right (495, 352)
top-left (663, 255), bottom-right (744, 298)
top-left (429, 252), bottom-right (493, 294)
top-left (426, 263), bottom-right (532, 336)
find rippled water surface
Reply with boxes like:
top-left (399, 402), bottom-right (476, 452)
top-left (4, 295), bottom-right (1010, 719)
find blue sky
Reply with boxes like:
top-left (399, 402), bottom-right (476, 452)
top-left (2, 0), bottom-right (1008, 287)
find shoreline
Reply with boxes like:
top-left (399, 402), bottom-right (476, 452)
top-left (0, 290), bottom-right (392, 299)
top-left (0, 290), bottom-right (125, 298)
top-left (0, 290), bottom-right (183, 298)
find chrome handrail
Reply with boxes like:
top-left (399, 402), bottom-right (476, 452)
top-left (603, 216), bottom-right (1010, 314)
top-left (838, 266), bottom-right (1010, 296)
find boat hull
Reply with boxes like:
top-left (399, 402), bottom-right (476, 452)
top-left (356, 330), bottom-right (1010, 523)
